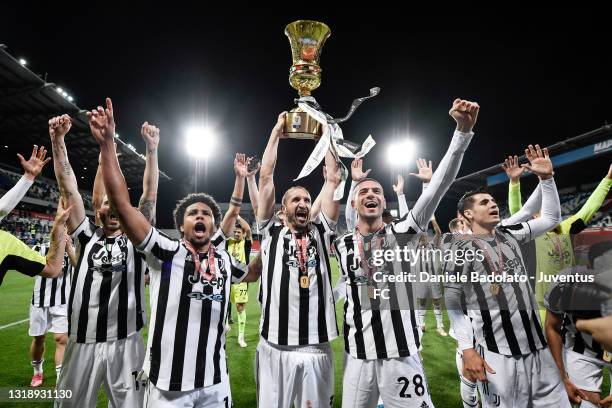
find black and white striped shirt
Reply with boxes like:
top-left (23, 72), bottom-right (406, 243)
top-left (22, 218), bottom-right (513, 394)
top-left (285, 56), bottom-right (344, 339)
top-left (69, 218), bottom-right (147, 343)
top-left (258, 213), bottom-right (338, 346)
top-left (334, 217), bottom-right (422, 360)
top-left (445, 225), bottom-right (547, 356)
top-left (544, 267), bottom-right (607, 361)
top-left (138, 227), bottom-right (247, 392)
top-left (31, 244), bottom-right (71, 308)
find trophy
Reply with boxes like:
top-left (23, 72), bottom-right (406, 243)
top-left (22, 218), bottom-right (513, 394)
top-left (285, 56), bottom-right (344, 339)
top-left (283, 20), bottom-right (330, 139)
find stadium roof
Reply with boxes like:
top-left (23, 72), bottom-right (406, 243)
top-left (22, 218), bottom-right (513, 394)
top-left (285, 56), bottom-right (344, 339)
top-left (448, 124), bottom-right (612, 197)
top-left (0, 44), bottom-right (171, 188)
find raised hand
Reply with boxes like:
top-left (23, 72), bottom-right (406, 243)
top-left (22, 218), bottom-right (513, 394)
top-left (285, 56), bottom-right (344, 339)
top-left (87, 98), bottom-right (116, 146)
top-left (55, 203), bottom-right (74, 226)
top-left (522, 144), bottom-right (553, 180)
top-left (501, 155), bottom-right (524, 183)
top-left (141, 122), bottom-right (160, 152)
top-left (246, 156), bottom-right (261, 177)
top-left (234, 153), bottom-right (249, 177)
top-left (272, 112), bottom-right (287, 139)
top-left (48, 114), bottom-right (72, 140)
top-left (449, 98), bottom-right (480, 133)
top-left (392, 174), bottom-right (404, 194)
top-left (606, 163), bottom-right (612, 180)
top-left (351, 158), bottom-right (371, 182)
top-left (18, 145), bottom-right (51, 180)
top-left (408, 158), bottom-right (433, 183)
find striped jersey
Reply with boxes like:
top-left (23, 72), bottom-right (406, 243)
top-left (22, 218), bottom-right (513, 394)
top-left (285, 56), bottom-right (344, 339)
top-left (31, 243), bottom-right (71, 308)
top-left (544, 267), bottom-right (608, 361)
top-left (258, 213), bottom-right (338, 346)
top-left (445, 224), bottom-right (547, 356)
top-left (137, 227), bottom-right (247, 391)
top-left (69, 218), bottom-right (147, 343)
top-left (333, 215), bottom-right (422, 360)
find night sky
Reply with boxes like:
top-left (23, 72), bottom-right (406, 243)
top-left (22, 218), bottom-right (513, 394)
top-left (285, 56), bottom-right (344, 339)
top-left (3, 9), bottom-right (611, 228)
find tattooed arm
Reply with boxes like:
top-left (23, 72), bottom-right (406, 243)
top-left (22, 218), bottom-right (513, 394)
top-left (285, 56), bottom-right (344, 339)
top-left (48, 115), bottom-right (86, 233)
top-left (138, 122), bottom-right (160, 226)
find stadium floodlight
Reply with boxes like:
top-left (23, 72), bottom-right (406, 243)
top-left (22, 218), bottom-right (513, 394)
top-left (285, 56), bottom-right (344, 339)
top-left (18, 58), bottom-right (27, 66)
top-left (61, 91), bottom-right (68, 97)
top-left (186, 126), bottom-right (217, 159)
top-left (387, 139), bottom-right (416, 167)
top-left (67, 95), bottom-right (73, 102)
top-left (56, 87), bottom-right (63, 93)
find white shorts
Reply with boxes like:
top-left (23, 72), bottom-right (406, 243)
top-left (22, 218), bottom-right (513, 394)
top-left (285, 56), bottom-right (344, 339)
top-left (563, 348), bottom-right (612, 394)
top-left (256, 338), bottom-right (334, 408)
top-left (143, 379), bottom-right (231, 408)
top-left (342, 352), bottom-right (434, 408)
top-left (476, 345), bottom-right (570, 408)
top-left (415, 281), bottom-right (442, 300)
top-left (29, 304), bottom-right (68, 336)
top-left (55, 332), bottom-right (145, 408)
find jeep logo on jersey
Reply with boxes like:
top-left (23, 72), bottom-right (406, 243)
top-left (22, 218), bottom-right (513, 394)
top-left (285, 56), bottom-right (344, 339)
top-left (187, 274), bottom-right (226, 288)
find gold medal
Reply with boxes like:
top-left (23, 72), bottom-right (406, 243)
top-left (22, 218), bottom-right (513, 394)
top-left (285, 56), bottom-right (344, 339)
top-left (490, 283), bottom-right (500, 296)
top-left (604, 350), bottom-right (612, 363)
top-left (300, 275), bottom-right (310, 289)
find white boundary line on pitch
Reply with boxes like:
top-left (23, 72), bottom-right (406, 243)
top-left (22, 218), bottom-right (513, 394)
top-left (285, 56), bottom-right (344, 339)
top-left (0, 318), bottom-right (28, 330)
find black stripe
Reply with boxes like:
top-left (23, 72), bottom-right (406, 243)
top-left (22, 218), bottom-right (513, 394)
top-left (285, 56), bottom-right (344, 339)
top-left (384, 244), bottom-right (410, 356)
top-left (68, 245), bottom-right (86, 337)
top-left (134, 252), bottom-right (144, 331)
top-left (77, 242), bottom-right (100, 343)
top-left (314, 222), bottom-right (332, 343)
top-left (39, 276), bottom-right (47, 308)
top-left (511, 283), bottom-right (537, 353)
top-left (473, 282), bottom-right (499, 353)
top-left (531, 310), bottom-right (547, 347)
top-left (168, 252), bottom-right (196, 391)
top-left (212, 255), bottom-right (227, 384)
top-left (343, 235), bottom-right (367, 358)
top-left (494, 289), bottom-right (523, 356)
top-left (60, 264), bottom-right (68, 305)
top-left (194, 279), bottom-right (213, 388)
top-left (261, 226), bottom-right (281, 341)
top-left (96, 267), bottom-right (113, 343)
top-left (117, 245), bottom-right (129, 340)
top-left (50, 277), bottom-right (57, 307)
top-left (277, 232), bottom-right (291, 345)
top-left (151, 242), bottom-right (180, 262)
top-left (148, 251), bottom-right (174, 386)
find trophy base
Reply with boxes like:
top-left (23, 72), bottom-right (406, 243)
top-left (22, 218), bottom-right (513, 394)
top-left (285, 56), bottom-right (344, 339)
top-left (283, 107), bottom-right (322, 140)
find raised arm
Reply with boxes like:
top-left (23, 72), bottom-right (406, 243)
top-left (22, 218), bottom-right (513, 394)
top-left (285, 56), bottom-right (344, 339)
top-left (0, 145), bottom-right (50, 221)
top-left (88, 98), bottom-right (151, 244)
top-left (48, 115), bottom-right (86, 233)
top-left (518, 145), bottom-right (561, 239)
top-left (246, 157), bottom-right (260, 216)
top-left (402, 99), bottom-right (478, 231)
top-left (257, 113), bottom-right (285, 221)
top-left (138, 122), bottom-right (160, 225)
top-left (501, 183), bottom-right (542, 226)
top-left (320, 149), bottom-right (342, 223)
top-left (502, 155), bottom-right (524, 215)
top-left (559, 164), bottom-right (612, 234)
top-left (392, 174), bottom-right (410, 218)
top-left (92, 153), bottom-right (105, 226)
top-left (41, 203), bottom-right (72, 278)
top-left (219, 154), bottom-right (248, 237)
top-left (346, 158), bottom-right (371, 230)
